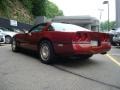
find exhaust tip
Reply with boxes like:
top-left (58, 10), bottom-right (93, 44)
top-left (101, 52), bottom-right (107, 54)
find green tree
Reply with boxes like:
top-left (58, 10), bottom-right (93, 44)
top-left (0, 0), bottom-right (11, 17)
top-left (100, 21), bottom-right (116, 31)
top-left (32, 0), bottom-right (47, 17)
top-left (0, 0), bottom-right (64, 23)
top-left (109, 21), bottom-right (116, 29)
top-left (46, 1), bottom-right (63, 18)
top-left (19, 0), bottom-right (33, 12)
top-left (31, 0), bottom-right (63, 18)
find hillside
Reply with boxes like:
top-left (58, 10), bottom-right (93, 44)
top-left (0, 0), bottom-right (63, 24)
top-left (0, 0), bottom-right (33, 24)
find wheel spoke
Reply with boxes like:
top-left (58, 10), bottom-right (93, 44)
top-left (40, 44), bottom-right (50, 61)
top-left (5, 37), bottom-right (11, 44)
top-left (39, 41), bottom-right (54, 64)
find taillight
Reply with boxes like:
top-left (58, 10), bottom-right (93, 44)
top-left (73, 33), bottom-right (89, 42)
top-left (81, 33), bottom-right (88, 41)
top-left (103, 35), bottom-right (110, 42)
top-left (73, 33), bottom-right (82, 42)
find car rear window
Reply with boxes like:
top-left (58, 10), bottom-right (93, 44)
top-left (51, 22), bottom-right (90, 32)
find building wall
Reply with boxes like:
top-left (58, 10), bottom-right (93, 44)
top-left (116, 0), bottom-right (120, 28)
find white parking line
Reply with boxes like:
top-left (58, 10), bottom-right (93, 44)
top-left (106, 54), bottom-right (120, 67)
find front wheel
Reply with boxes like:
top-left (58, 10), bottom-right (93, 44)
top-left (11, 38), bottom-right (19, 52)
top-left (39, 40), bottom-right (55, 64)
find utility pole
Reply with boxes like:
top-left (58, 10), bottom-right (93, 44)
top-left (103, 1), bottom-right (110, 32)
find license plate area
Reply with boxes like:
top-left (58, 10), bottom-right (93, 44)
top-left (91, 40), bottom-right (98, 46)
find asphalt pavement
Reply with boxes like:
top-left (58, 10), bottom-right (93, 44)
top-left (0, 45), bottom-right (120, 90)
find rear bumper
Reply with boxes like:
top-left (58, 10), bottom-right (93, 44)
top-left (54, 42), bottom-right (111, 56)
top-left (73, 43), bottom-right (111, 55)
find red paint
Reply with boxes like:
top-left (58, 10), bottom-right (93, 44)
top-left (14, 22), bottom-right (111, 56)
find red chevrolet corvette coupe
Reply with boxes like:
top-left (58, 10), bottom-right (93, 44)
top-left (11, 22), bottom-right (111, 64)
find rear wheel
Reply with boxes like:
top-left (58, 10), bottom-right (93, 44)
top-left (39, 40), bottom-right (55, 64)
top-left (11, 38), bottom-right (19, 52)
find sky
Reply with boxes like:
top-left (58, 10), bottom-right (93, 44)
top-left (49, 0), bottom-right (116, 22)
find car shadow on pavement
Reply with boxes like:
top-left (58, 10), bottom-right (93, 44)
top-left (14, 49), bottom-right (99, 68)
top-left (53, 57), bottom-right (99, 68)
top-left (0, 44), bottom-right (4, 46)
top-left (17, 49), bottom-right (39, 59)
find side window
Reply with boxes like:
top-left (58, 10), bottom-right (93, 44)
top-left (30, 23), bottom-right (46, 33)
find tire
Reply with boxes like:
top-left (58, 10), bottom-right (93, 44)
top-left (5, 36), bottom-right (12, 44)
top-left (77, 54), bottom-right (93, 60)
top-left (39, 40), bottom-right (55, 64)
top-left (11, 38), bottom-right (19, 52)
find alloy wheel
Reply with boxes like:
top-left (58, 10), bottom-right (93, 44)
top-left (40, 43), bottom-right (50, 61)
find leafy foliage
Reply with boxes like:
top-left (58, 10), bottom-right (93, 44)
top-left (31, 0), bottom-right (63, 18)
top-left (100, 21), bottom-right (116, 31)
top-left (0, 0), bottom-right (64, 23)
top-left (0, 0), bottom-right (5, 10)
top-left (46, 1), bottom-right (63, 18)
top-left (19, 0), bottom-right (64, 18)
top-left (32, 0), bottom-right (47, 17)
top-left (0, 0), bottom-right (11, 17)
top-left (19, 0), bottom-right (33, 12)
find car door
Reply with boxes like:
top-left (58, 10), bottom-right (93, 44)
top-left (25, 23), bottom-right (47, 51)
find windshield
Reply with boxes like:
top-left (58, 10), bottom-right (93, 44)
top-left (51, 23), bottom-right (91, 32)
top-left (0, 27), bottom-right (10, 31)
